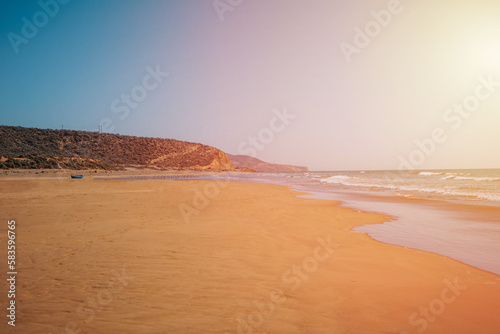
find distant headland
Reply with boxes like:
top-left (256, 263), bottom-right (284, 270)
top-left (0, 125), bottom-right (307, 173)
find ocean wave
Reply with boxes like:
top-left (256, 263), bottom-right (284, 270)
top-left (418, 171), bottom-right (442, 176)
top-left (320, 175), bottom-right (356, 184)
top-left (454, 176), bottom-right (500, 182)
top-left (396, 187), bottom-right (500, 202)
top-left (478, 193), bottom-right (500, 201)
top-left (319, 176), bottom-right (500, 202)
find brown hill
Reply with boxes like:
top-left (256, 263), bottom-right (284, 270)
top-left (227, 154), bottom-right (308, 172)
top-left (0, 126), bottom-right (234, 171)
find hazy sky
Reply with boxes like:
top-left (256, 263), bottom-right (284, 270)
top-left (1, 0), bottom-right (500, 170)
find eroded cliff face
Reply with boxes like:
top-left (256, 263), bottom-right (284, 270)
top-left (0, 126), bottom-right (235, 171)
top-left (203, 150), bottom-right (235, 170)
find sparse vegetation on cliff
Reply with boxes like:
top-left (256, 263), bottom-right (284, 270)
top-left (0, 126), bottom-right (234, 171)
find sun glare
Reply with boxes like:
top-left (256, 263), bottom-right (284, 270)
top-left (464, 22), bottom-right (500, 71)
top-left (479, 42), bottom-right (500, 69)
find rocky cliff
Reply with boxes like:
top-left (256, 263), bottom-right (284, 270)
top-left (0, 126), bottom-right (235, 171)
top-left (227, 154), bottom-right (308, 172)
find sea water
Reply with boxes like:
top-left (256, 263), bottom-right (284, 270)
top-left (205, 169), bottom-right (500, 276)
top-left (313, 169), bottom-right (500, 206)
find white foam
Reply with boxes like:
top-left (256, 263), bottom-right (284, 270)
top-left (478, 193), bottom-right (500, 201)
top-left (418, 171), bottom-right (442, 176)
top-left (455, 176), bottom-right (500, 182)
top-left (319, 176), bottom-right (500, 203)
top-left (320, 175), bottom-right (356, 184)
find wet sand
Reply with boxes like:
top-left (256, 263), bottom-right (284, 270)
top-left (0, 176), bottom-right (499, 333)
top-left (297, 187), bottom-right (500, 276)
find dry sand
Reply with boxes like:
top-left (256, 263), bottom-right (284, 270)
top-left (0, 176), bottom-right (499, 333)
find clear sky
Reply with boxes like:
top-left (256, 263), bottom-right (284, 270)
top-left (1, 0), bottom-right (500, 171)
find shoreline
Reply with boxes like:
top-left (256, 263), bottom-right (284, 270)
top-left (308, 188), bottom-right (500, 277)
top-left (4, 169), bottom-right (499, 276)
top-left (1, 177), bottom-right (499, 333)
top-left (0, 168), bottom-right (242, 179)
top-left (5, 169), bottom-right (500, 276)
top-left (206, 172), bottom-right (500, 277)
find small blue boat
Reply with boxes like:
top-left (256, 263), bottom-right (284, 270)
top-left (71, 175), bottom-right (84, 179)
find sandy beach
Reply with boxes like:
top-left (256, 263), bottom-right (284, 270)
top-left (1, 176), bottom-right (499, 333)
